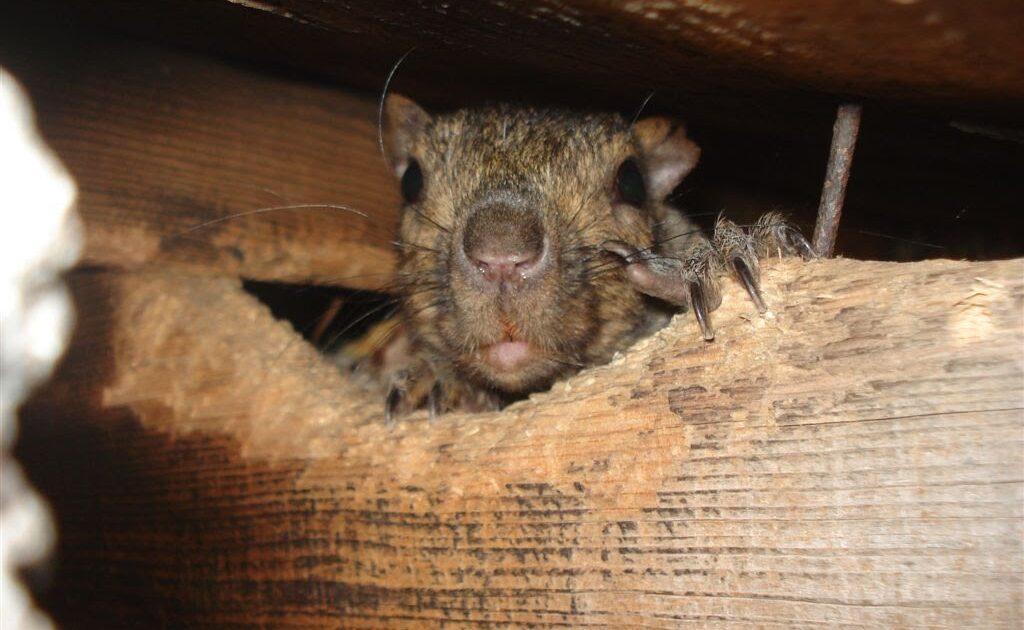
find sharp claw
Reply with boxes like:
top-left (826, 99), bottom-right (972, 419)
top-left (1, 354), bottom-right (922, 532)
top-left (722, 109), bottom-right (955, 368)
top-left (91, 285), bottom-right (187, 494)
top-left (427, 382), bottom-right (443, 421)
top-left (732, 256), bottom-right (767, 314)
top-left (689, 281), bottom-right (715, 341)
top-left (385, 385), bottom-right (403, 428)
top-left (786, 230), bottom-right (818, 259)
top-left (753, 212), bottom-right (815, 259)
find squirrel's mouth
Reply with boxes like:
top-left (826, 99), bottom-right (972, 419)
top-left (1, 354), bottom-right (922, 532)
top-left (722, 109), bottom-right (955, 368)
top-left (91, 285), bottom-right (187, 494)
top-left (480, 340), bottom-right (535, 371)
top-left (473, 338), bottom-right (563, 394)
top-left (464, 324), bottom-right (575, 393)
top-left (475, 316), bottom-right (541, 372)
top-left (458, 311), bottom-right (571, 391)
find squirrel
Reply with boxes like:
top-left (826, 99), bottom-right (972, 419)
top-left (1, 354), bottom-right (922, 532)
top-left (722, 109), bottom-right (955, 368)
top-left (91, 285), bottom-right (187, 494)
top-left (374, 94), bottom-right (814, 422)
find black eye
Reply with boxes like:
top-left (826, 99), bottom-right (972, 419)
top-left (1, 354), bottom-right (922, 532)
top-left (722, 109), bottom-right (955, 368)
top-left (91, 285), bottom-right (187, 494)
top-left (616, 158), bottom-right (646, 207)
top-left (401, 159), bottom-right (423, 203)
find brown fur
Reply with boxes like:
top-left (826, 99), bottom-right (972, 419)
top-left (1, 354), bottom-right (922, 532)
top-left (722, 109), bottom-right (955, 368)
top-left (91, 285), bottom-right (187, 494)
top-left (382, 95), bottom-right (703, 414)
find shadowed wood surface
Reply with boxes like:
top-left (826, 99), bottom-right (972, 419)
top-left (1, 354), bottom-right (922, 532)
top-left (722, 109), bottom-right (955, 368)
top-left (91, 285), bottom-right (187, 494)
top-left (4, 44), bottom-right (399, 290)
top-left (19, 257), bottom-right (1024, 627)
top-left (40, 0), bottom-right (1024, 117)
top-left (4, 10), bottom-right (1024, 271)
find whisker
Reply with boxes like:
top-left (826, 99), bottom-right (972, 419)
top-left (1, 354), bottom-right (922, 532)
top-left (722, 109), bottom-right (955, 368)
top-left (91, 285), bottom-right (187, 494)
top-left (584, 260), bottom-right (624, 277)
top-left (377, 47), bottom-right (417, 166)
top-left (349, 294), bottom-right (452, 360)
top-left (257, 186), bottom-right (289, 203)
top-left (400, 297), bottom-right (448, 320)
top-left (413, 208), bottom-right (453, 234)
top-left (276, 272), bottom-right (400, 296)
top-left (547, 355), bottom-right (586, 369)
top-left (835, 227), bottom-right (946, 250)
top-left (396, 285), bottom-right (444, 300)
top-left (320, 300), bottom-right (404, 352)
top-left (287, 263), bottom-right (441, 294)
top-left (355, 316), bottom-right (407, 359)
top-left (394, 240), bottom-right (442, 254)
top-left (178, 203), bottom-right (372, 237)
top-left (565, 184), bottom-right (604, 232)
top-left (629, 90), bottom-right (656, 129)
top-left (573, 211), bottom-right (607, 238)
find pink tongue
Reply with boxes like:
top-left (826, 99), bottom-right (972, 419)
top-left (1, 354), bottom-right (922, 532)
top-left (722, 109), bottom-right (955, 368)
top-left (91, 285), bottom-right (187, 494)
top-left (486, 341), bottom-right (532, 370)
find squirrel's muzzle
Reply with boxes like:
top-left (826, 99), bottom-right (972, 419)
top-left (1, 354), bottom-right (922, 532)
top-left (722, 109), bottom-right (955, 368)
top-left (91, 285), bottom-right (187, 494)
top-left (459, 200), bottom-right (549, 290)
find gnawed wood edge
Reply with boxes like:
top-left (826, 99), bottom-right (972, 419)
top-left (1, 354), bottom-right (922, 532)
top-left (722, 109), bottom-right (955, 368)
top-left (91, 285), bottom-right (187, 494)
top-left (20, 257), bottom-right (1024, 627)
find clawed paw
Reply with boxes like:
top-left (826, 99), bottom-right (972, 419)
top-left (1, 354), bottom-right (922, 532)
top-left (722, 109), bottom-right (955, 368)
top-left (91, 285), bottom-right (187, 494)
top-left (603, 212), bottom-right (815, 341)
top-left (384, 372), bottom-right (442, 427)
top-left (384, 366), bottom-right (501, 427)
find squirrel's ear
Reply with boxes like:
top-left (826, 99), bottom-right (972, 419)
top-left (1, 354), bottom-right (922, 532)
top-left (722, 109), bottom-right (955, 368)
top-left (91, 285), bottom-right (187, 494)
top-left (632, 117), bottom-right (701, 200)
top-left (383, 94), bottom-right (431, 176)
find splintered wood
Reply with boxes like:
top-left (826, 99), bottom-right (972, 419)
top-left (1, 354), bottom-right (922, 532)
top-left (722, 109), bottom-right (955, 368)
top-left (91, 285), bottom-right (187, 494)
top-left (19, 257), bottom-right (1024, 628)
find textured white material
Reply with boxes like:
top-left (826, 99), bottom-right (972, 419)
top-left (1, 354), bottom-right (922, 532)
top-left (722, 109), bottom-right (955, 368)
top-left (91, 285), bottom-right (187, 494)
top-left (0, 69), bottom-right (82, 630)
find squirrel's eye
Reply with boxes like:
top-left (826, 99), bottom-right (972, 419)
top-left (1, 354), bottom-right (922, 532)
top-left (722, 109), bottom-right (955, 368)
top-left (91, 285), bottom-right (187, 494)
top-left (401, 159), bottom-right (423, 203)
top-left (615, 158), bottom-right (646, 207)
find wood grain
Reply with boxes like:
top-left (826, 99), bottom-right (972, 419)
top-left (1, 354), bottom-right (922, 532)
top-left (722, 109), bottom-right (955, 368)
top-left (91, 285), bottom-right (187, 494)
top-left (59, 0), bottom-right (1024, 114)
top-left (8, 44), bottom-right (399, 289)
top-left (5, 13), bottom-right (1023, 275)
top-left (19, 257), bottom-right (1023, 627)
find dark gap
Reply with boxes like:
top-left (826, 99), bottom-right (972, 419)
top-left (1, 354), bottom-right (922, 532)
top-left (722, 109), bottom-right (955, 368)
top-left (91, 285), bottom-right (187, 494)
top-left (241, 280), bottom-right (395, 356)
top-left (672, 114), bottom-right (1024, 262)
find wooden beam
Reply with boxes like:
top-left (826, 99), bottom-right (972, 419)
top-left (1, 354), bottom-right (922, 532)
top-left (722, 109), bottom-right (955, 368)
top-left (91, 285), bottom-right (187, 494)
top-left (8, 43), bottom-right (399, 289)
top-left (51, 0), bottom-right (1024, 111)
top-left (6, 14), bottom-right (1023, 270)
top-left (19, 257), bottom-right (1024, 627)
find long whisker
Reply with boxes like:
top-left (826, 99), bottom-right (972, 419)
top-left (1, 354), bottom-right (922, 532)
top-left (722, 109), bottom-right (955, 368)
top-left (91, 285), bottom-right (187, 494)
top-left (574, 212), bottom-right (607, 237)
top-left (547, 355), bottom-right (586, 369)
top-left (355, 316), bottom-right (407, 359)
top-left (353, 295), bottom-right (450, 357)
top-left (642, 226), bottom-right (711, 254)
top-left (256, 186), bottom-right (289, 203)
top-left (179, 203), bottom-right (370, 236)
top-left (324, 274), bottom-right (398, 288)
top-left (249, 268), bottom-right (432, 308)
top-left (279, 274), bottom-right (395, 297)
top-left (394, 240), bottom-right (442, 254)
top-left (378, 47), bottom-right (417, 166)
top-left (352, 293), bottom-right (456, 362)
top-left (837, 227), bottom-right (946, 250)
top-left (565, 183), bottom-right (603, 232)
top-left (320, 301), bottom-right (404, 353)
top-left (629, 90), bottom-right (656, 129)
top-left (413, 208), bottom-right (453, 234)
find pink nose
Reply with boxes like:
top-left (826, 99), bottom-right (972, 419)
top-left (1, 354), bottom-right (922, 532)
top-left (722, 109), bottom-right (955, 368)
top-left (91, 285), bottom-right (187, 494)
top-left (461, 200), bottom-right (547, 288)
top-left (467, 248), bottom-right (542, 285)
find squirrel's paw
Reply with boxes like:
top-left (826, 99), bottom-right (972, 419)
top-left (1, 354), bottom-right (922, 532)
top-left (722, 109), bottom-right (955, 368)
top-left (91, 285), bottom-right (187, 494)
top-left (603, 212), bottom-right (815, 340)
top-left (384, 360), bottom-right (500, 426)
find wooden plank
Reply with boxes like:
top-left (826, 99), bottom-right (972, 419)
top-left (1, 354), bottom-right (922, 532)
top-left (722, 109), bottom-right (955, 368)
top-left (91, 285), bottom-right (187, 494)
top-left (7, 43), bottom-right (399, 289)
top-left (66, 0), bottom-right (1024, 113)
top-left (19, 257), bottom-right (1024, 627)
top-left (6, 8), bottom-right (1023, 270)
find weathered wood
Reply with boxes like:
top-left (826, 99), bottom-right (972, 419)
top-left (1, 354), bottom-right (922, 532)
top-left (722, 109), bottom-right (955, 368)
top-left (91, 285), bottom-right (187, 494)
top-left (5, 10), bottom-right (1024, 269)
top-left (56, 0), bottom-right (1024, 113)
top-left (19, 257), bottom-right (1023, 627)
top-left (6, 43), bottom-right (398, 289)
